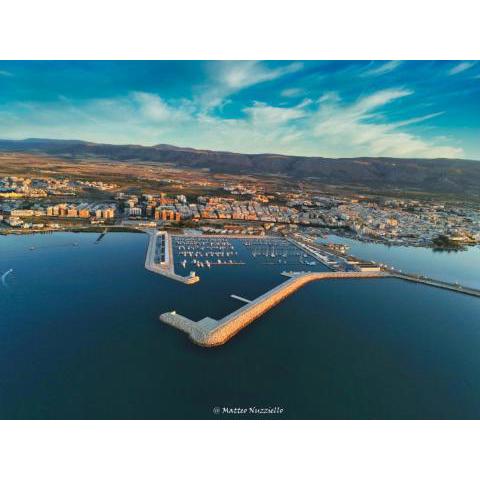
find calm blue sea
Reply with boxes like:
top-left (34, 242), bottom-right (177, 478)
top-left (1, 232), bottom-right (479, 419)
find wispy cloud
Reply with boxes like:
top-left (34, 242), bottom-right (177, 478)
top-left (361, 61), bottom-right (403, 77)
top-left (219, 61), bottom-right (303, 90)
top-left (351, 88), bottom-right (412, 114)
top-left (244, 101), bottom-right (307, 125)
top-left (308, 89), bottom-right (462, 158)
top-left (199, 61), bottom-right (303, 109)
top-left (0, 70), bottom-right (13, 77)
top-left (448, 61), bottom-right (476, 75)
top-left (392, 112), bottom-right (444, 128)
top-left (131, 92), bottom-right (193, 122)
top-left (281, 87), bottom-right (304, 98)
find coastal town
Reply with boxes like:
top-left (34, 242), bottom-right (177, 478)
top-left (1, 173), bottom-right (479, 249)
top-left (5, 170), bottom-right (480, 349)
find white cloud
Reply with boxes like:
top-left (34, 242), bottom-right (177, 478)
top-left (448, 61), bottom-right (476, 75)
top-left (308, 89), bottom-right (463, 158)
top-left (392, 112), bottom-right (444, 128)
top-left (219, 61), bottom-right (303, 90)
top-left (281, 88), bottom-right (304, 98)
top-left (131, 92), bottom-right (192, 122)
top-left (199, 61), bottom-right (303, 109)
top-left (352, 88), bottom-right (412, 114)
top-left (244, 101), bottom-right (307, 126)
top-left (318, 92), bottom-right (340, 103)
top-left (0, 70), bottom-right (13, 77)
top-left (361, 61), bottom-right (403, 77)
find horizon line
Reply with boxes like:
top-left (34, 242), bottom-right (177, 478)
top-left (0, 136), bottom-right (477, 162)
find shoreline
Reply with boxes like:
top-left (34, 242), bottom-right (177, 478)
top-left (316, 229), bottom-right (479, 250)
top-left (2, 226), bottom-right (478, 254)
top-left (0, 225), bottom-right (146, 236)
top-left (2, 226), bottom-right (478, 253)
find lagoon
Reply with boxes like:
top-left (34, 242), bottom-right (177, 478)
top-left (322, 234), bottom-right (480, 289)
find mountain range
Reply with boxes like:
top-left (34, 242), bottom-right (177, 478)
top-left (1, 138), bottom-right (479, 198)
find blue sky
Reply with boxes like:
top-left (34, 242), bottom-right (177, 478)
top-left (0, 60), bottom-right (479, 159)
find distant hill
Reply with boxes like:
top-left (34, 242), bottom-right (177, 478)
top-left (1, 138), bottom-right (479, 198)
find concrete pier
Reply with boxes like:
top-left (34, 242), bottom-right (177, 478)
top-left (390, 272), bottom-right (480, 297)
top-left (144, 230), bottom-right (199, 284)
top-left (230, 294), bottom-right (251, 303)
top-left (288, 235), bottom-right (480, 298)
top-left (160, 271), bottom-right (388, 347)
top-left (286, 237), bottom-right (336, 270)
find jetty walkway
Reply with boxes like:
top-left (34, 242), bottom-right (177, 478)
top-left (160, 270), bottom-right (387, 347)
top-left (144, 230), bottom-right (199, 284)
top-left (390, 271), bottom-right (480, 297)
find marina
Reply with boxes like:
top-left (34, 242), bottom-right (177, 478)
top-left (149, 231), bottom-right (480, 346)
top-left (147, 233), bottom-right (324, 281)
top-left (242, 238), bottom-right (318, 266)
top-left (173, 235), bottom-right (245, 270)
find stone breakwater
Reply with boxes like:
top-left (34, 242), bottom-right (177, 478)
top-left (160, 271), bottom-right (388, 347)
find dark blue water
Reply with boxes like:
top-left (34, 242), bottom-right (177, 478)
top-left (1, 232), bottom-right (480, 419)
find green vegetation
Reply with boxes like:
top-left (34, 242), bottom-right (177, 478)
top-left (432, 234), bottom-right (466, 251)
